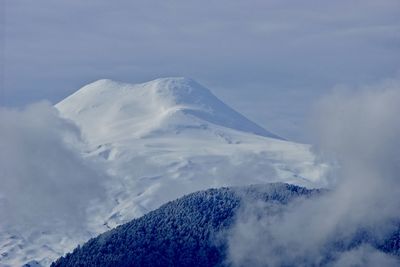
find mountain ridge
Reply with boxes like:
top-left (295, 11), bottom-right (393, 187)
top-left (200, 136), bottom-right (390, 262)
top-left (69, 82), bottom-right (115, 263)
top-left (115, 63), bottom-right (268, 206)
top-left (51, 183), bottom-right (321, 267)
top-left (54, 76), bottom-right (328, 229)
top-left (56, 77), bottom-right (282, 141)
top-left (51, 183), bottom-right (400, 267)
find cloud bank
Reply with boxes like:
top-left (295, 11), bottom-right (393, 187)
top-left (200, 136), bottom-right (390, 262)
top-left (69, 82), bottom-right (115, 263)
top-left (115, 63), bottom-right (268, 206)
top-left (226, 79), bottom-right (400, 266)
top-left (0, 102), bottom-right (105, 231)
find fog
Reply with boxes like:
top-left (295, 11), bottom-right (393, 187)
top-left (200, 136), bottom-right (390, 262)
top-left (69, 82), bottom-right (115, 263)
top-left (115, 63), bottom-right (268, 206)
top-left (226, 79), bottom-right (400, 266)
top-left (0, 102), bottom-right (106, 231)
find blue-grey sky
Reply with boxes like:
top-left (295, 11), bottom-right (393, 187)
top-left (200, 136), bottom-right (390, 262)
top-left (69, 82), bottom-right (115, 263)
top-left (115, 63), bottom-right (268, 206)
top-left (1, 0), bottom-right (399, 141)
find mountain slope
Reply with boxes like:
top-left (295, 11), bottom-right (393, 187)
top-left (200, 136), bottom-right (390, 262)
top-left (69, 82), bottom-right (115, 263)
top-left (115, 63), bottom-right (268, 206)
top-left (56, 77), bottom-right (329, 228)
top-left (0, 78), bottom-right (330, 266)
top-left (56, 77), bottom-right (281, 142)
top-left (51, 183), bottom-right (321, 267)
top-left (51, 183), bottom-right (400, 267)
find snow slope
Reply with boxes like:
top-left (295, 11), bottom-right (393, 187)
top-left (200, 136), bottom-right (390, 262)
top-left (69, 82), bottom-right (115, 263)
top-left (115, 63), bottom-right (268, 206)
top-left (0, 77), bottom-right (329, 266)
top-left (56, 77), bottom-right (281, 141)
top-left (56, 77), bottom-right (328, 225)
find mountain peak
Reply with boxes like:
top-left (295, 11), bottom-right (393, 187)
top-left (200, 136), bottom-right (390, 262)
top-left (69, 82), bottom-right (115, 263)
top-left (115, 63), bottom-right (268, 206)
top-left (87, 77), bottom-right (200, 92)
top-left (143, 77), bottom-right (206, 93)
top-left (141, 77), bottom-right (213, 106)
top-left (72, 77), bottom-right (209, 105)
top-left (144, 76), bottom-right (196, 85)
top-left (56, 77), bottom-right (282, 142)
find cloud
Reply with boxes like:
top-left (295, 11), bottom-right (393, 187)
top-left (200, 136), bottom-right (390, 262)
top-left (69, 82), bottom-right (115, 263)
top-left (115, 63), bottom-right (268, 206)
top-left (0, 102), bottom-right (106, 231)
top-left (333, 245), bottom-right (400, 267)
top-left (226, 79), bottom-right (400, 266)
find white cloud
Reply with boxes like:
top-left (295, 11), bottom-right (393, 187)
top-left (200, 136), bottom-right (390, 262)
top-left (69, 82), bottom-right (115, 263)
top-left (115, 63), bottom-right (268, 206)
top-left (333, 245), bottom-right (400, 267)
top-left (226, 79), bottom-right (400, 266)
top-left (0, 102), bottom-right (106, 231)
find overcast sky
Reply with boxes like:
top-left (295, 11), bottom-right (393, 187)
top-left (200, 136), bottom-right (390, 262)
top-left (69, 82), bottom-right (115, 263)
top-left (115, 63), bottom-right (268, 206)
top-left (1, 0), bottom-right (399, 141)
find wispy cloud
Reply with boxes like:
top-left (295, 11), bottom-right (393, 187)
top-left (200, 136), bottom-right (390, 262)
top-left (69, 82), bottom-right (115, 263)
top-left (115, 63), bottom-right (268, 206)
top-left (226, 78), bottom-right (400, 266)
top-left (0, 102), bottom-right (106, 231)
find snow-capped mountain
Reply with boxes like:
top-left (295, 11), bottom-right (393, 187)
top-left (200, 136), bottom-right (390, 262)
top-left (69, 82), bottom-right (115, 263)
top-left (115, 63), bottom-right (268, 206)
top-left (56, 77), bottom-right (328, 226)
top-left (0, 77), bottom-right (329, 266)
top-left (56, 77), bottom-right (281, 142)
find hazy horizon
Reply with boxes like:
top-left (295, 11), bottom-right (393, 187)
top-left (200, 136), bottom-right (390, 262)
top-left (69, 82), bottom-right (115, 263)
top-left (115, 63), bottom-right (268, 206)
top-left (1, 0), bottom-right (399, 141)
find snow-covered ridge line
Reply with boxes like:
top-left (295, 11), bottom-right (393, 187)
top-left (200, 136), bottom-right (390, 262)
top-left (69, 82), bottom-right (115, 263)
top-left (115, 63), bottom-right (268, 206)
top-left (56, 77), bottom-right (282, 141)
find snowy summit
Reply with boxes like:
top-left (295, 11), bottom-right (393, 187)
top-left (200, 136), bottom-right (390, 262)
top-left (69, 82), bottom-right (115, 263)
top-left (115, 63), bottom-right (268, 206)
top-left (56, 77), bottom-right (281, 142)
top-left (55, 76), bottom-right (328, 226)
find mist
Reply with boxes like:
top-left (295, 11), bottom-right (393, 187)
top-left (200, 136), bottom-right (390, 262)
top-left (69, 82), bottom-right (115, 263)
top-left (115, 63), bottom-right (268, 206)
top-left (0, 102), bottom-right (106, 232)
top-left (226, 79), bottom-right (400, 266)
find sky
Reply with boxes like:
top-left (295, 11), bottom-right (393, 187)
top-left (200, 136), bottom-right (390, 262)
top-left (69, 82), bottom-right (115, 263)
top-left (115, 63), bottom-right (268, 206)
top-left (1, 0), bottom-right (400, 141)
